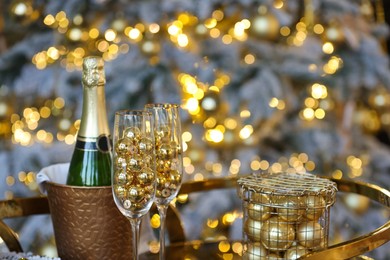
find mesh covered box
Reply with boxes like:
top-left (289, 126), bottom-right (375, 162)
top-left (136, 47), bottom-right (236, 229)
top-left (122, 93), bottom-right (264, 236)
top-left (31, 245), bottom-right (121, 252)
top-left (238, 172), bottom-right (337, 259)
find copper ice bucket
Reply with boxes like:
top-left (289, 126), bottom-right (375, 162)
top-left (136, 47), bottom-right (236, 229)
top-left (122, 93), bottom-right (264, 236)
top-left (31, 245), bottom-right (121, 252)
top-left (45, 182), bottom-right (132, 260)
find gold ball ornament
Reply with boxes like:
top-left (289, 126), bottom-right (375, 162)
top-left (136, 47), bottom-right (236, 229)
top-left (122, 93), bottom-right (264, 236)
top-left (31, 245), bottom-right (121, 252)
top-left (275, 196), bottom-right (305, 222)
top-left (200, 91), bottom-right (220, 114)
top-left (284, 245), bottom-right (308, 259)
top-left (322, 22), bottom-right (345, 44)
top-left (127, 154), bottom-right (143, 172)
top-left (244, 218), bottom-right (263, 242)
top-left (138, 137), bottom-right (153, 154)
top-left (124, 126), bottom-right (141, 141)
top-left (249, 6), bottom-right (280, 40)
top-left (244, 242), bottom-right (268, 260)
top-left (141, 40), bottom-right (160, 56)
top-left (251, 193), bottom-right (271, 205)
top-left (9, 0), bottom-right (37, 25)
top-left (114, 169), bottom-right (132, 185)
top-left (128, 186), bottom-right (145, 203)
top-left (137, 167), bottom-right (154, 185)
top-left (297, 221), bottom-right (324, 249)
top-left (260, 216), bottom-right (295, 251)
top-left (342, 193), bottom-right (370, 215)
top-left (115, 138), bottom-right (135, 155)
top-left (304, 195), bottom-right (326, 221)
top-left (247, 203), bottom-right (272, 221)
top-left (114, 185), bottom-right (127, 200)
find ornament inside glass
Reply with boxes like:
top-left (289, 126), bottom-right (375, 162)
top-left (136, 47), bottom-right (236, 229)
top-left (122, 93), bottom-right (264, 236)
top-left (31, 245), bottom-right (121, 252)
top-left (238, 172), bottom-right (337, 259)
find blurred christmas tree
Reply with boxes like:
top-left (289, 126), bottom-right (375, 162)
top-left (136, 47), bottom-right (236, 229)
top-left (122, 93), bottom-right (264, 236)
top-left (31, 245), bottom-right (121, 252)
top-left (0, 0), bottom-right (389, 258)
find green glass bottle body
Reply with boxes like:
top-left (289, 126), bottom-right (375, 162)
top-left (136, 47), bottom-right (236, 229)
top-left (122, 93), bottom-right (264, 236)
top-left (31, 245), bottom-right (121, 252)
top-left (66, 56), bottom-right (112, 186)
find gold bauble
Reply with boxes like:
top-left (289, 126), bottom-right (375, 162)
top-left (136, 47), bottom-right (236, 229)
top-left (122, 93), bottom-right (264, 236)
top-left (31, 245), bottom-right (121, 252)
top-left (322, 22), bottom-right (345, 44)
top-left (9, 0), bottom-right (37, 25)
top-left (247, 202), bottom-right (272, 221)
top-left (342, 193), bottom-right (370, 215)
top-left (114, 185), bottom-right (127, 200)
top-left (127, 155), bottom-right (143, 172)
top-left (127, 186), bottom-right (145, 203)
top-left (114, 169), bottom-right (131, 185)
top-left (200, 91), bottom-right (220, 114)
top-left (260, 216), bottom-right (295, 251)
top-left (304, 195), bottom-right (325, 221)
top-left (244, 218), bottom-right (263, 242)
top-left (244, 242), bottom-right (268, 260)
top-left (284, 245), bottom-right (308, 259)
top-left (251, 193), bottom-right (271, 205)
top-left (275, 197), bottom-right (305, 222)
top-left (297, 221), bottom-right (324, 249)
top-left (137, 167), bottom-right (154, 185)
top-left (249, 6), bottom-right (280, 40)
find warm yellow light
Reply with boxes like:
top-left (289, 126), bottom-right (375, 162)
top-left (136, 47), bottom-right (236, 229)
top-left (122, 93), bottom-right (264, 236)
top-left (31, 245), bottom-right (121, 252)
top-left (204, 117), bottom-right (217, 128)
top-left (239, 125), bottom-right (253, 139)
top-left (212, 10), bottom-right (224, 21)
top-left (207, 219), bottom-right (219, 228)
top-left (259, 160), bottom-right (270, 170)
top-left (210, 28), bottom-right (220, 38)
top-left (206, 129), bottom-right (224, 143)
top-left (168, 22), bottom-right (182, 36)
top-left (280, 26), bottom-right (290, 36)
top-left (44, 14), bottom-right (55, 26)
top-left (250, 160), bottom-right (261, 171)
top-left (205, 18), bottom-right (217, 29)
top-left (149, 23), bottom-right (160, 33)
top-left (313, 24), bottom-right (324, 34)
top-left (47, 47), bottom-right (60, 60)
top-left (97, 40), bottom-right (109, 52)
top-left (177, 33), bottom-right (189, 47)
top-left (54, 97), bottom-right (65, 109)
top-left (224, 118), bottom-right (237, 129)
top-left (186, 98), bottom-right (199, 115)
top-left (64, 134), bottom-right (75, 145)
top-left (240, 110), bottom-right (250, 118)
top-left (332, 169), bottom-right (343, 179)
top-left (218, 241), bottom-right (231, 253)
top-left (322, 42), bottom-right (334, 54)
top-left (244, 54), bottom-right (255, 65)
top-left (269, 97), bottom-right (279, 108)
top-left (104, 29), bottom-right (116, 42)
top-left (128, 28), bottom-right (142, 40)
top-left (89, 28), bottom-right (99, 39)
top-left (311, 83), bottom-right (327, 99)
top-left (314, 108), bottom-right (325, 119)
top-left (182, 131), bottom-right (192, 142)
top-left (222, 34), bottom-right (233, 44)
top-left (302, 107), bottom-right (315, 120)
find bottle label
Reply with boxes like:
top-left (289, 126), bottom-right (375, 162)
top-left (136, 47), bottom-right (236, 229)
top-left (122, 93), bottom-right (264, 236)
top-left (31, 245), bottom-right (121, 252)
top-left (76, 134), bottom-right (111, 153)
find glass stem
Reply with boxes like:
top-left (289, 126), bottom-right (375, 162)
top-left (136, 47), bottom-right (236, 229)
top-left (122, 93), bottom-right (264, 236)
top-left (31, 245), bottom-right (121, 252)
top-left (130, 217), bottom-right (141, 260)
top-left (157, 204), bottom-right (168, 260)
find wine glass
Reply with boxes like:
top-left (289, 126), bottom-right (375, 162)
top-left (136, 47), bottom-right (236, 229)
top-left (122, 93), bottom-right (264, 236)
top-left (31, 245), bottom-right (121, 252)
top-left (144, 103), bottom-right (183, 260)
top-left (112, 110), bottom-right (156, 260)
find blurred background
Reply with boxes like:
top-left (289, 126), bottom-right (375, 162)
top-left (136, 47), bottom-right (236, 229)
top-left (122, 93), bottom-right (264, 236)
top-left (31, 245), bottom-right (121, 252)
top-left (0, 0), bottom-right (389, 258)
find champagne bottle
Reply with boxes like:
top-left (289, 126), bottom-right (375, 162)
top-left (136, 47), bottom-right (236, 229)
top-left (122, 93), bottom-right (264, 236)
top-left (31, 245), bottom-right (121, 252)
top-left (66, 56), bottom-right (112, 186)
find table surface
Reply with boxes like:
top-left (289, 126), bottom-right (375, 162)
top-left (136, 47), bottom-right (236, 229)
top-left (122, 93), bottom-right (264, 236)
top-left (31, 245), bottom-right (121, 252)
top-left (139, 240), bottom-right (243, 260)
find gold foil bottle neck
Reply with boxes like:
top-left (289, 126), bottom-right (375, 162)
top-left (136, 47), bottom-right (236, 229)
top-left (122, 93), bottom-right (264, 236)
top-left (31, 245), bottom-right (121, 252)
top-left (82, 56), bottom-right (106, 87)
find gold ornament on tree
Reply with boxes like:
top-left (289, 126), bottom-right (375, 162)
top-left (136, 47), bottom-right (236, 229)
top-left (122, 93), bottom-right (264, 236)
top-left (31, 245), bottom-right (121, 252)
top-left (9, 0), bottom-right (39, 25)
top-left (249, 6), bottom-right (280, 40)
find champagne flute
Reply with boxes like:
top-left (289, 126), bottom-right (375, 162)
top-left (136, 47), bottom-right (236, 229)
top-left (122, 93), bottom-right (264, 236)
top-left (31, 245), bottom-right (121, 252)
top-left (112, 110), bottom-right (156, 260)
top-left (144, 103), bottom-right (183, 260)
